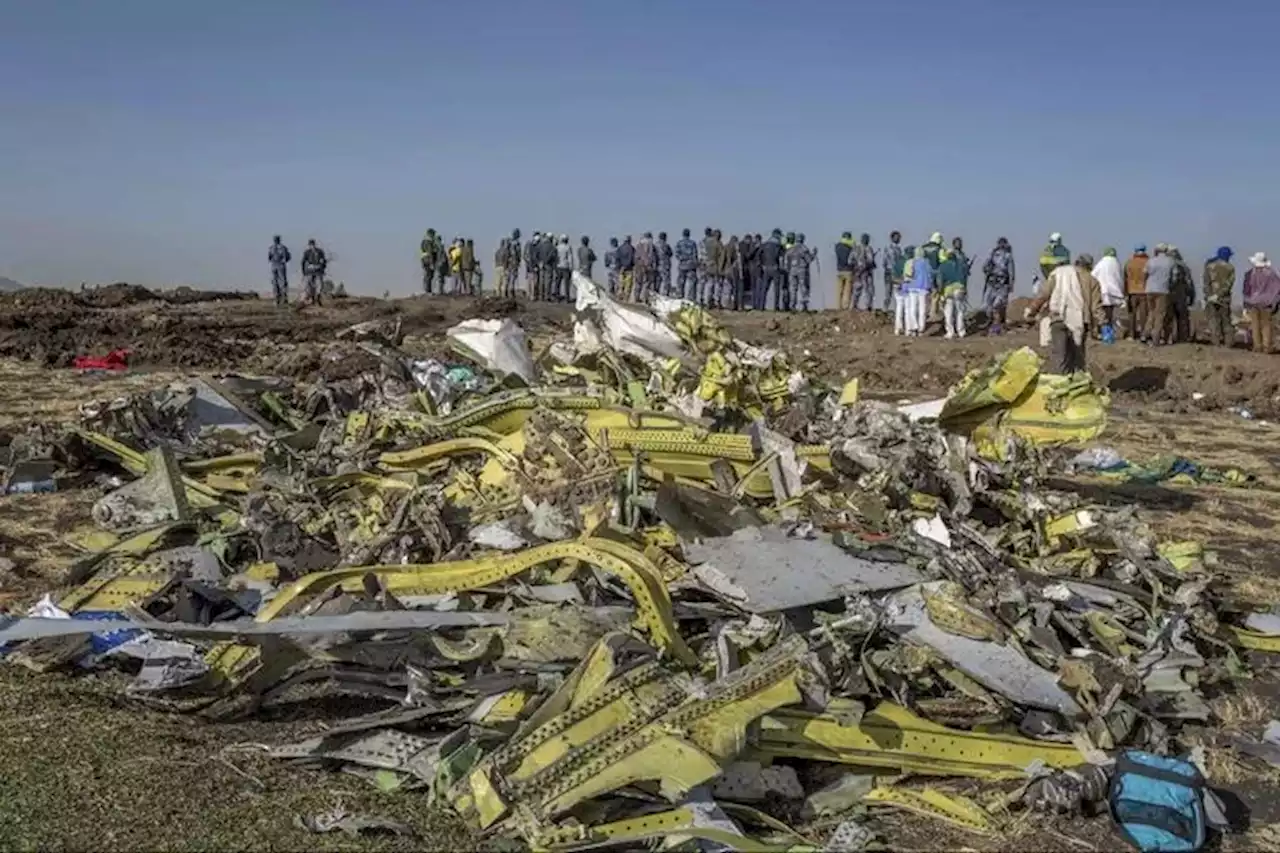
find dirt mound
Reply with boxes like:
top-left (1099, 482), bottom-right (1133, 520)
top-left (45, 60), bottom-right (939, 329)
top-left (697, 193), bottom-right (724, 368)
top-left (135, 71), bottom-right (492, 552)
top-left (162, 287), bottom-right (259, 305)
top-left (79, 283), bottom-right (160, 308)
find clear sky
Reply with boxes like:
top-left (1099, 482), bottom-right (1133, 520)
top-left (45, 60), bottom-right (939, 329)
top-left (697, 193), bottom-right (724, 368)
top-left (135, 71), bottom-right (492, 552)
top-left (2, 0), bottom-right (1277, 306)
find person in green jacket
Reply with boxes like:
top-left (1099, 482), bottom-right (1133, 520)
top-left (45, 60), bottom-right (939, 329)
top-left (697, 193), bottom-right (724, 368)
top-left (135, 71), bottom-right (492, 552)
top-left (937, 248), bottom-right (968, 339)
top-left (1039, 232), bottom-right (1071, 279)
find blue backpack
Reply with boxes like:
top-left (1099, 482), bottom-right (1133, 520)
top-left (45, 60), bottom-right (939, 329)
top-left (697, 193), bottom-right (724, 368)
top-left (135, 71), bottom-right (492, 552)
top-left (1109, 751), bottom-right (1207, 852)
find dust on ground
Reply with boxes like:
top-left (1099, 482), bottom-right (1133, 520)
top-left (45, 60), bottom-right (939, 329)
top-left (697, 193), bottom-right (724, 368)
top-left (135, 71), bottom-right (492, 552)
top-left (3, 294), bottom-right (1280, 850)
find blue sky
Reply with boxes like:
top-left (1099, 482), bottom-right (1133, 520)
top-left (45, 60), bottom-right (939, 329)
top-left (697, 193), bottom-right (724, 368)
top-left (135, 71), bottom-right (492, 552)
top-left (2, 0), bottom-right (1277, 305)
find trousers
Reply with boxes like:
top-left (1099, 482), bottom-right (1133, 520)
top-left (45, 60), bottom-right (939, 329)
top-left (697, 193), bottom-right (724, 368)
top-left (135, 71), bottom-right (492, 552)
top-left (1205, 301), bottom-right (1233, 346)
top-left (853, 272), bottom-right (875, 310)
top-left (271, 267), bottom-right (288, 305)
top-left (1048, 320), bottom-right (1088, 374)
top-left (304, 272), bottom-right (323, 304)
top-left (421, 263), bottom-right (437, 294)
top-left (677, 269), bottom-right (697, 301)
top-left (1145, 293), bottom-right (1170, 343)
top-left (788, 272), bottom-right (809, 311)
top-left (1126, 293), bottom-right (1148, 339)
top-left (1248, 307), bottom-right (1275, 353)
top-left (836, 271), bottom-right (854, 310)
top-left (618, 270), bottom-right (634, 301)
top-left (883, 272), bottom-right (898, 311)
top-left (944, 293), bottom-right (966, 338)
top-left (555, 267), bottom-right (571, 300)
top-left (902, 290), bottom-right (927, 334)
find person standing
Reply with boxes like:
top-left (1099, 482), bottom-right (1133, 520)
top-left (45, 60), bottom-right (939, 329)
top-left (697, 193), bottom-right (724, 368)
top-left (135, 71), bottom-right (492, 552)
top-left (1143, 244), bottom-right (1175, 346)
top-left (537, 233), bottom-right (556, 301)
top-left (937, 247), bottom-right (967, 338)
top-left (1091, 248), bottom-right (1125, 338)
top-left (1243, 252), bottom-right (1280, 353)
top-left (675, 229), bottom-right (698, 301)
top-left (900, 247), bottom-right (933, 336)
top-left (635, 232), bottom-right (658, 301)
top-left (301, 239), bottom-right (327, 306)
top-left (268, 235), bottom-right (291, 307)
top-left (1124, 245), bottom-right (1149, 340)
top-left (525, 232), bottom-right (540, 297)
top-left (758, 229), bottom-right (784, 311)
top-left (1203, 247), bottom-right (1236, 347)
top-left (554, 235), bottom-right (574, 301)
top-left (494, 238), bottom-right (510, 297)
top-left (1038, 232), bottom-right (1071, 280)
top-left (419, 229), bottom-right (440, 294)
top-left (882, 231), bottom-right (905, 313)
top-left (835, 232), bottom-right (856, 310)
top-left (851, 233), bottom-right (876, 311)
top-left (616, 235), bottom-right (636, 301)
top-left (1025, 254), bottom-right (1105, 374)
top-left (982, 237), bottom-right (1016, 335)
top-left (461, 239), bottom-right (478, 294)
top-left (1167, 247), bottom-right (1195, 342)
top-left (506, 229), bottom-right (522, 296)
top-left (657, 231), bottom-right (674, 297)
top-left (785, 235), bottom-right (808, 312)
top-left (604, 237), bottom-right (619, 295)
top-left (576, 236), bottom-right (597, 279)
top-left (725, 235), bottom-right (742, 309)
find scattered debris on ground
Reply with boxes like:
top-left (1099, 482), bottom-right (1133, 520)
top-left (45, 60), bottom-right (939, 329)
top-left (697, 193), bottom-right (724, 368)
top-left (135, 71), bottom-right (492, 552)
top-left (0, 273), bottom-right (1275, 851)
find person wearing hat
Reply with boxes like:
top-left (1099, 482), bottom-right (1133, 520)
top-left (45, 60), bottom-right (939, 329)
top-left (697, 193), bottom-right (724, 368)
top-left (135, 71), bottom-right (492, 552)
top-left (1024, 253), bottom-right (1105, 374)
top-left (834, 232), bottom-right (856, 310)
top-left (1203, 247), bottom-right (1237, 346)
top-left (1243, 252), bottom-right (1280, 353)
top-left (1124, 245), bottom-right (1150, 341)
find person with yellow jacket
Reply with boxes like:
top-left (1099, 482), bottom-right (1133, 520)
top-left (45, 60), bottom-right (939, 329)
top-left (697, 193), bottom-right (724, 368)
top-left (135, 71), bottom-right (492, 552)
top-left (448, 239), bottom-right (463, 294)
top-left (1038, 233), bottom-right (1071, 279)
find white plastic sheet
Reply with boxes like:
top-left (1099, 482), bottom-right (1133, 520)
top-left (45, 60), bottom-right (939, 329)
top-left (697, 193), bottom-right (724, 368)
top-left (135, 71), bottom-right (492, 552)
top-left (446, 318), bottom-right (535, 385)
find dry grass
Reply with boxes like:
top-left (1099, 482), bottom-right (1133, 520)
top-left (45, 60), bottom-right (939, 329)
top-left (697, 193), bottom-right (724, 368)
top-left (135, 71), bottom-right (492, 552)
top-left (0, 359), bottom-right (185, 429)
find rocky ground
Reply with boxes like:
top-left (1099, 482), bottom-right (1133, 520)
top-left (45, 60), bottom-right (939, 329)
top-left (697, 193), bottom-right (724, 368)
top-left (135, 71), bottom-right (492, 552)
top-left (3, 289), bottom-right (1280, 851)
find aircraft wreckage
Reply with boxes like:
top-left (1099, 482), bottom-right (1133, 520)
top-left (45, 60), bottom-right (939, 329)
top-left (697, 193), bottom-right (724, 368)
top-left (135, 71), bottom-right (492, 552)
top-left (0, 273), bottom-right (1271, 851)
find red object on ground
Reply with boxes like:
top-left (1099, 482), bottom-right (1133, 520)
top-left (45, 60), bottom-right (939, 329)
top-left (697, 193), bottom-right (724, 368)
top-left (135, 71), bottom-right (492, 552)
top-left (73, 348), bottom-right (130, 371)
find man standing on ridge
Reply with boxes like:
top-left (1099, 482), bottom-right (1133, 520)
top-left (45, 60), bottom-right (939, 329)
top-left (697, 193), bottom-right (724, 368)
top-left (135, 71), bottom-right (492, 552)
top-left (577, 236), bottom-right (597, 280)
top-left (269, 235), bottom-right (292, 307)
top-left (555, 234), bottom-right (574, 301)
top-left (1124, 245), bottom-right (1149, 341)
top-left (419, 229), bottom-right (440, 294)
top-left (785, 234), bottom-right (809, 312)
top-left (657, 231), bottom-right (674, 297)
top-left (675, 229), bottom-right (698, 301)
top-left (983, 237), bottom-right (1016, 335)
top-left (759, 229), bottom-right (784, 311)
top-left (506, 229), bottom-right (522, 297)
top-left (1143, 244), bottom-right (1175, 346)
top-left (882, 231), bottom-right (905, 313)
top-left (1203, 247), bottom-right (1236, 346)
top-left (605, 237), bottom-right (619, 295)
top-left (616, 235), bottom-right (636, 301)
top-left (301, 239), bottom-right (327, 306)
top-left (525, 232), bottom-right (540, 297)
top-left (1168, 246), bottom-right (1195, 343)
top-left (635, 231), bottom-right (658, 302)
top-left (835, 232), bottom-right (855, 310)
top-left (851, 233), bottom-right (876, 311)
top-left (537, 232), bottom-right (556, 301)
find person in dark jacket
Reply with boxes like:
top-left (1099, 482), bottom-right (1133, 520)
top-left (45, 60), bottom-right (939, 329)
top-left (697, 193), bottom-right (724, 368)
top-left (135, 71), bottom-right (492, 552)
top-left (505, 229), bottom-right (522, 297)
top-left (461, 239), bottom-right (478, 295)
top-left (635, 232), bottom-right (658, 301)
top-left (419, 229), bottom-right (440, 294)
top-left (301, 239), bottom-right (327, 306)
top-left (268, 235), bottom-right (291, 306)
top-left (674, 229), bottom-right (698, 301)
top-left (537, 233), bottom-right (556, 301)
top-left (738, 235), bottom-right (757, 310)
top-left (604, 237), bottom-right (619, 295)
top-left (615, 236), bottom-right (636, 301)
top-left (834, 232), bottom-right (855, 310)
top-left (524, 232), bottom-right (540, 296)
top-left (757, 230), bottom-right (784, 311)
top-left (657, 232), bottom-right (674, 297)
top-left (576, 235), bottom-right (597, 279)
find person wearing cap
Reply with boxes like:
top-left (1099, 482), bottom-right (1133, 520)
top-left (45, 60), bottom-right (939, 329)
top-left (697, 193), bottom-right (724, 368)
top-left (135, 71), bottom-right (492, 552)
top-left (1038, 233), bottom-right (1071, 281)
top-left (1091, 248), bottom-right (1125, 339)
top-left (1203, 247), bottom-right (1237, 346)
top-left (1024, 254), bottom-right (1105, 374)
top-left (834, 232), bottom-right (856, 310)
top-left (1167, 246), bottom-right (1195, 343)
top-left (1143, 244), bottom-right (1175, 345)
top-left (1124, 245), bottom-right (1150, 341)
top-left (1243, 252), bottom-right (1280, 353)
top-left (921, 232), bottom-right (945, 321)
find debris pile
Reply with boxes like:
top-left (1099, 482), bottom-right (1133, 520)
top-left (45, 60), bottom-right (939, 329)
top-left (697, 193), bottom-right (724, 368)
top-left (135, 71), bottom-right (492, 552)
top-left (0, 272), bottom-right (1262, 850)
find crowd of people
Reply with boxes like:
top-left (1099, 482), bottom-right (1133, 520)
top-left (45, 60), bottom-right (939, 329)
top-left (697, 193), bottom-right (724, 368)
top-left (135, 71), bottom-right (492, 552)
top-left (268, 230), bottom-right (1280, 358)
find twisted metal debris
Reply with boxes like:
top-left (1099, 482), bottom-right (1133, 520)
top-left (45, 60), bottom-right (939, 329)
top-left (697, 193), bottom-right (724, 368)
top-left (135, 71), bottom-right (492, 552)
top-left (0, 272), bottom-right (1265, 850)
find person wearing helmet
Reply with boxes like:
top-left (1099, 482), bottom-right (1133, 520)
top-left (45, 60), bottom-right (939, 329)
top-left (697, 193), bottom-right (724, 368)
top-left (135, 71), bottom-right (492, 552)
top-left (1039, 233), bottom-right (1071, 280)
top-left (268, 235), bottom-right (292, 307)
top-left (675, 229), bottom-right (698, 300)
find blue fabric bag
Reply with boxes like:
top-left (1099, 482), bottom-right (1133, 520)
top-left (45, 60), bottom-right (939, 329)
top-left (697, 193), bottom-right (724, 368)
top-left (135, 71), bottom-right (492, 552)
top-left (1109, 750), bottom-right (1207, 852)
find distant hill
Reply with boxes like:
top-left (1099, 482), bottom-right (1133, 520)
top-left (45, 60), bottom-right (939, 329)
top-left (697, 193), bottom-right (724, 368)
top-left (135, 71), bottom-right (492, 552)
top-left (0, 276), bottom-right (26, 292)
